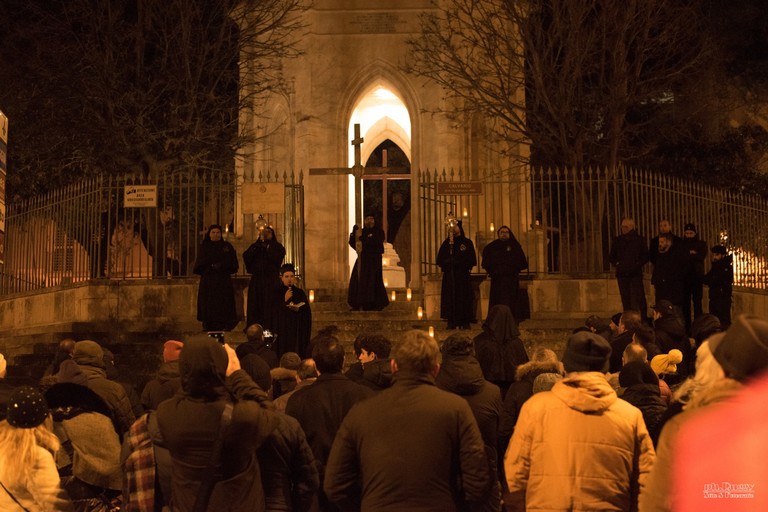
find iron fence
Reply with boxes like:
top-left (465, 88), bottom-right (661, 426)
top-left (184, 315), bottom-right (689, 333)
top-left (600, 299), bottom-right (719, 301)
top-left (420, 166), bottom-right (768, 289)
top-left (0, 169), bottom-right (304, 296)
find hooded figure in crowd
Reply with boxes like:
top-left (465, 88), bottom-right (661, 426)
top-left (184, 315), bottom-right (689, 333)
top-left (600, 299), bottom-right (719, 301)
top-left (72, 340), bottom-right (135, 436)
top-left (473, 305), bottom-right (529, 397)
top-left (155, 337), bottom-right (278, 512)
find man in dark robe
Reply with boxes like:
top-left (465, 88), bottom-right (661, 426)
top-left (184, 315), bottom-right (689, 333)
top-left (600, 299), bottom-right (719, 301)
top-left (481, 225), bottom-right (528, 319)
top-left (193, 224), bottom-right (239, 331)
top-left (437, 221), bottom-right (477, 329)
top-left (273, 263), bottom-right (312, 359)
top-left (243, 226), bottom-right (285, 330)
top-left (348, 215), bottom-right (389, 311)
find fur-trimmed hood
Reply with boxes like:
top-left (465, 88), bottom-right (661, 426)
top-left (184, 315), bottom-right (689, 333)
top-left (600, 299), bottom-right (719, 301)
top-left (515, 360), bottom-right (565, 382)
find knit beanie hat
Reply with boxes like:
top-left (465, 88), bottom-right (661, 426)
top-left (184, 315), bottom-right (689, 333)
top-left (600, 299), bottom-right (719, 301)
top-left (0, 353), bottom-right (6, 377)
top-left (708, 315), bottom-right (768, 383)
top-left (7, 386), bottom-right (49, 429)
top-left (73, 340), bottom-right (105, 369)
top-left (650, 349), bottom-right (683, 375)
top-left (163, 340), bottom-right (184, 363)
top-left (561, 332), bottom-right (611, 373)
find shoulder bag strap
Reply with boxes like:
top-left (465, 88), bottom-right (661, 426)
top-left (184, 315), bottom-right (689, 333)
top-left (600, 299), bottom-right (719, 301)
top-left (191, 402), bottom-right (234, 512)
top-left (0, 480), bottom-right (32, 512)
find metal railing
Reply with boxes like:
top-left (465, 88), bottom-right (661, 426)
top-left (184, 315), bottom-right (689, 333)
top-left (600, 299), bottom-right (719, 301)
top-left (419, 166), bottom-right (768, 289)
top-left (0, 169), bottom-right (304, 296)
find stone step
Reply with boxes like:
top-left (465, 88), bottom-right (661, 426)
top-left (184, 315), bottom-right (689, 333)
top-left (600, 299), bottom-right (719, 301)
top-left (311, 303), bottom-right (422, 315)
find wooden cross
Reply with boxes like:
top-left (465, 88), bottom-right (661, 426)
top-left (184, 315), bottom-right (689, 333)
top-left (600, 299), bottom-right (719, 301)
top-left (309, 123), bottom-right (365, 230)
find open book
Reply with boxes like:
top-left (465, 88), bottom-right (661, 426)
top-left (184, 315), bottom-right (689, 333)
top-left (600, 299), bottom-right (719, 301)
top-left (287, 302), bottom-right (306, 310)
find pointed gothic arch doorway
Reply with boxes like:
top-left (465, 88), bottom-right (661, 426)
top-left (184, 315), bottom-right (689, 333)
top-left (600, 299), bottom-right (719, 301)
top-left (347, 84), bottom-right (412, 285)
top-left (363, 140), bottom-right (412, 284)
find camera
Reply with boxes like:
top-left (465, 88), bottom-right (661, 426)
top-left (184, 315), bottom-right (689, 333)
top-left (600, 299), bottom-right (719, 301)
top-left (207, 331), bottom-right (226, 344)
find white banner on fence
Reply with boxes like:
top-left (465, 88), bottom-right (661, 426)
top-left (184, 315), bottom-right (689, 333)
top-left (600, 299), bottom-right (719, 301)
top-left (124, 185), bottom-right (157, 208)
top-left (242, 182), bottom-right (285, 214)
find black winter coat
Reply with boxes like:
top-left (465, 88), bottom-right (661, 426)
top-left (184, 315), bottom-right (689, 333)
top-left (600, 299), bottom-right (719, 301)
top-left (284, 374), bottom-right (373, 477)
top-left (704, 255), bottom-right (734, 296)
top-left (679, 236), bottom-right (708, 279)
top-left (324, 371), bottom-right (492, 512)
top-left (609, 229), bottom-right (649, 277)
top-left (258, 413), bottom-right (319, 512)
top-left (620, 384), bottom-right (668, 445)
top-left (500, 360), bottom-right (564, 439)
top-left (651, 249), bottom-right (687, 305)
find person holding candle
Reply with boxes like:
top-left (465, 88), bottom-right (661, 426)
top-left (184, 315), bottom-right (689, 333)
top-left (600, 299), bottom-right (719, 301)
top-left (437, 220), bottom-right (477, 329)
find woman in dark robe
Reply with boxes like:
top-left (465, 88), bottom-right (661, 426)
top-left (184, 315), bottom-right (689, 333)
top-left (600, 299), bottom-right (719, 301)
top-left (243, 226), bottom-right (285, 329)
top-left (273, 264), bottom-right (312, 358)
top-left (348, 215), bottom-right (389, 311)
top-left (473, 304), bottom-right (529, 397)
top-left (436, 220), bottom-right (477, 329)
top-left (193, 224), bottom-right (239, 331)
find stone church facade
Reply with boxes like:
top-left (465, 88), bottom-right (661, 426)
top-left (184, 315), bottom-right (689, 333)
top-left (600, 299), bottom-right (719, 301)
top-left (238, 0), bottom-right (526, 290)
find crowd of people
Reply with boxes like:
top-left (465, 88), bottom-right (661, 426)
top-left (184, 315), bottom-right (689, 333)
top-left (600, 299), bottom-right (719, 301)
top-left (0, 303), bottom-right (765, 511)
top-left (195, 224), bottom-right (312, 358)
top-left (610, 217), bottom-right (733, 331)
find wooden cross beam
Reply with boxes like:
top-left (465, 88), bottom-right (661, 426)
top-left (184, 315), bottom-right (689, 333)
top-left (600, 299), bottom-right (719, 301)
top-left (309, 123), bottom-right (365, 230)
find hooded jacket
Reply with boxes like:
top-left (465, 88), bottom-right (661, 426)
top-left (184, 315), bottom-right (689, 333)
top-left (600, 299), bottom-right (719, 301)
top-left (156, 338), bottom-right (279, 512)
top-left (505, 372), bottom-right (655, 511)
top-left (72, 341), bottom-right (135, 435)
top-left (359, 358), bottom-right (394, 391)
top-left (436, 355), bottom-right (502, 512)
top-left (500, 360), bottom-right (565, 439)
top-left (141, 361), bottom-right (182, 411)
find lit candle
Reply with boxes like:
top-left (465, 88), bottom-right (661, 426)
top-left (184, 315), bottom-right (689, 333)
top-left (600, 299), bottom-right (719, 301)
top-left (417, 307), bottom-right (423, 320)
top-left (406, 288), bottom-right (412, 301)
top-left (462, 207), bottom-right (468, 218)
top-left (383, 278), bottom-right (388, 287)
top-left (489, 222), bottom-right (495, 232)
top-left (391, 290), bottom-right (396, 301)
top-left (308, 290), bottom-right (314, 303)
top-left (428, 326), bottom-right (435, 338)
